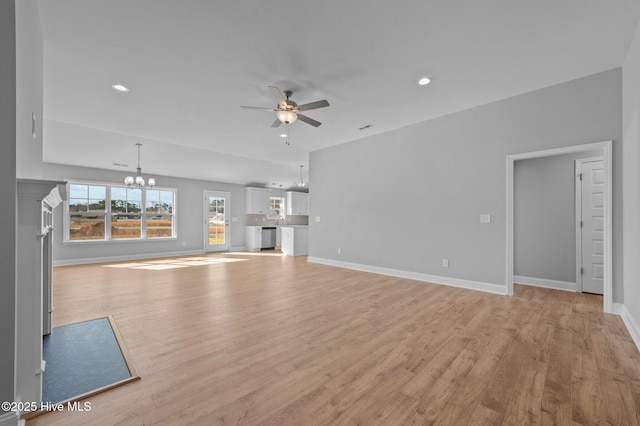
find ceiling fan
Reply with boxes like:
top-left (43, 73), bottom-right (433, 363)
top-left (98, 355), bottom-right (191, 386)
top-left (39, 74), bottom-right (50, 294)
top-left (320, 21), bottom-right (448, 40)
top-left (241, 86), bottom-right (330, 127)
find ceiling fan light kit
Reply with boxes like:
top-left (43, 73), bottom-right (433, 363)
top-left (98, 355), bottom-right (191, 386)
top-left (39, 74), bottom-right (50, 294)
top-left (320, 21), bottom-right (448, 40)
top-left (241, 86), bottom-right (330, 130)
top-left (277, 110), bottom-right (297, 124)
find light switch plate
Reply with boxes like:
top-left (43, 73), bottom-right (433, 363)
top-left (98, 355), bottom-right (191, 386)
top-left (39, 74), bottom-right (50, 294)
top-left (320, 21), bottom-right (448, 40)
top-left (480, 214), bottom-right (491, 224)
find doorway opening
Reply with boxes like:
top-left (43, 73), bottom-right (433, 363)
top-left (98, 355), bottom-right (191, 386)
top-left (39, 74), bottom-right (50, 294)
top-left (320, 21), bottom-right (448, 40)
top-left (506, 141), bottom-right (612, 313)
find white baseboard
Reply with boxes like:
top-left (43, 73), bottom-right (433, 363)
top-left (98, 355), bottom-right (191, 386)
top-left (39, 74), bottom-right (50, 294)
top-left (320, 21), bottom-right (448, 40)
top-left (229, 246), bottom-right (246, 252)
top-left (620, 304), bottom-right (640, 353)
top-left (0, 411), bottom-right (19, 426)
top-left (307, 257), bottom-right (507, 295)
top-left (53, 249), bottom-right (204, 266)
top-left (513, 275), bottom-right (577, 292)
top-left (612, 302), bottom-right (623, 315)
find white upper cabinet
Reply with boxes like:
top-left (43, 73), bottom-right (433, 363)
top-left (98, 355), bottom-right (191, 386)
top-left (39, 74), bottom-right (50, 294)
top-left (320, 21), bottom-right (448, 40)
top-left (286, 191), bottom-right (309, 216)
top-left (246, 187), bottom-right (270, 214)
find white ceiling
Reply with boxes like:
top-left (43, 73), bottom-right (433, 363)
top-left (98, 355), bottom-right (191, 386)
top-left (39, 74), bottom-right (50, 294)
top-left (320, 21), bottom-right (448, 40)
top-left (38, 0), bottom-right (640, 189)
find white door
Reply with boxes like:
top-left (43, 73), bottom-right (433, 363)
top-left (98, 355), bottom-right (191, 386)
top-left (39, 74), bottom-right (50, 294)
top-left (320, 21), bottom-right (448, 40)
top-left (577, 159), bottom-right (604, 294)
top-left (204, 191), bottom-right (230, 252)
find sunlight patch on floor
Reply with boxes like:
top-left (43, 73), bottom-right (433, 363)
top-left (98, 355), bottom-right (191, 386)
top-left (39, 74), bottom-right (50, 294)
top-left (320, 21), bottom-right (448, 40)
top-left (102, 256), bottom-right (249, 270)
top-left (226, 251), bottom-right (284, 257)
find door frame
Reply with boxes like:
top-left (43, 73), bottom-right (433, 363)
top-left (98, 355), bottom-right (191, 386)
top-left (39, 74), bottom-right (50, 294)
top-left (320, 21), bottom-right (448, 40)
top-left (506, 140), bottom-right (612, 313)
top-left (203, 190), bottom-right (230, 252)
top-left (575, 157), bottom-right (605, 293)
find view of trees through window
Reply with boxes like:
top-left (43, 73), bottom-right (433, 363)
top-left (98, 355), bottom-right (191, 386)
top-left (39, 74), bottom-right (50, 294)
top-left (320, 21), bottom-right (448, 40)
top-left (111, 187), bottom-right (142, 239)
top-left (147, 189), bottom-right (175, 238)
top-left (67, 183), bottom-right (175, 241)
top-left (69, 184), bottom-right (107, 240)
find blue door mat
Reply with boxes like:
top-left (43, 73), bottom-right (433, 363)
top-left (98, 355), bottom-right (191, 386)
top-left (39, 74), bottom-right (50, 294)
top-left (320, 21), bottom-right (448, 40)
top-left (42, 316), bottom-right (140, 405)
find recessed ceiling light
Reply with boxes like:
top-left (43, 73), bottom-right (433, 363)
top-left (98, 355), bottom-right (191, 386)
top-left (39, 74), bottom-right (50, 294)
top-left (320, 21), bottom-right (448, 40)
top-left (111, 84), bottom-right (130, 92)
top-left (279, 134), bottom-right (287, 138)
top-left (418, 77), bottom-right (431, 86)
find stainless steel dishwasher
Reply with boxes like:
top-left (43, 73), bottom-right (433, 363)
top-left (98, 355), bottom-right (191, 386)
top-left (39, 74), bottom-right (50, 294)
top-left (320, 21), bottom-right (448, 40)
top-left (261, 227), bottom-right (276, 250)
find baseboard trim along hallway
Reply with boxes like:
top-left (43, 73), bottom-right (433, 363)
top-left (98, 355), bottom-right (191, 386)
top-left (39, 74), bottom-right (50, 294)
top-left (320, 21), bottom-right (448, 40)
top-left (307, 256), bottom-right (507, 295)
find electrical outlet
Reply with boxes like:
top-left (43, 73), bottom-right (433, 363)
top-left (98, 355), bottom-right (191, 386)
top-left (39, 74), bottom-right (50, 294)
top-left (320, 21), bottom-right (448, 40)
top-left (480, 214), bottom-right (491, 224)
top-left (442, 259), bottom-right (449, 268)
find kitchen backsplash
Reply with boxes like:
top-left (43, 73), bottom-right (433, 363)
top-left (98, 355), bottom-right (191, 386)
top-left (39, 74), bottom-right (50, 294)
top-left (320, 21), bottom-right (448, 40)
top-left (246, 214), bottom-right (309, 226)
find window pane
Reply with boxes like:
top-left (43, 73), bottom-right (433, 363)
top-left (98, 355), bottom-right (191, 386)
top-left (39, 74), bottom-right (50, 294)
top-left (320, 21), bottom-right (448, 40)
top-left (111, 214), bottom-right (141, 239)
top-left (69, 213), bottom-right (105, 240)
top-left (111, 187), bottom-right (142, 214)
top-left (128, 189), bottom-right (142, 201)
top-left (268, 196), bottom-right (284, 219)
top-left (160, 190), bottom-right (173, 204)
top-left (88, 186), bottom-right (106, 199)
top-left (146, 188), bottom-right (173, 214)
top-left (88, 199), bottom-right (106, 211)
top-left (68, 184), bottom-right (106, 240)
top-left (147, 213), bottom-right (173, 238)
top-left (69, 184), bottom-right (88, 199)
top-left (146, 189), bottom-right (159, 201)
top-left (111, 186), bottom-right (127, 200)
top-left (69, 199), bottom-right (88, 212)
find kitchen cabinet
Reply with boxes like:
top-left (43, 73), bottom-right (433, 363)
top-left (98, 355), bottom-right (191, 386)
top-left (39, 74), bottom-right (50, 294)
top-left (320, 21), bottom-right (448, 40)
top-left (286, 191), bottom-right (309, 216)
top-left (245, 226), bottom-right (262, 251)
top-left (246, 187), bottom-right (270, 214)
top-left (281, 226), bottom-right (309, 256)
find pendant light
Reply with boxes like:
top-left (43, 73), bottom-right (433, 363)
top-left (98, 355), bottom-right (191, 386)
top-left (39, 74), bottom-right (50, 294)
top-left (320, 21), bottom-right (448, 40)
top-left (296, 164), bottom-right (306, 187)
top-left (124, 143), bottom-right (155, 189)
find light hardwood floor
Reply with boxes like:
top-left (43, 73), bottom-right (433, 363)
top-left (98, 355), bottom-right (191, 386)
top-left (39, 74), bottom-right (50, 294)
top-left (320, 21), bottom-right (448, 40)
top-left (28, 252), bottom-right (640, 425)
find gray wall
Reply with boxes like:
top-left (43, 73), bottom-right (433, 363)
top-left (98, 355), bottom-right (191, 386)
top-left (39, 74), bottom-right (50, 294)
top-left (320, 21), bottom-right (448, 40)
top-left (514, 150), bottom-right (600, 284)
top-left (0, 0), bottom-right (16, 410)
top-left (33, 162), bottom-right (249, 263)
top-left (309, 68), bottom-right (623, 302)
top-left (623, 21), bottom-right (640, 335)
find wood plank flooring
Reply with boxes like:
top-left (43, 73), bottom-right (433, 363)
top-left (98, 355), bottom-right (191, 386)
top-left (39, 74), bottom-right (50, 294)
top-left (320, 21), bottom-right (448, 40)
top-left (27, 252), bottom-right (640, 425)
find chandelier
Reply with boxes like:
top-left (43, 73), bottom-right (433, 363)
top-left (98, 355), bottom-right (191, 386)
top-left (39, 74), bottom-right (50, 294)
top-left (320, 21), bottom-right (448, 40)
top-left (124, 143), bottom-right (155, 189)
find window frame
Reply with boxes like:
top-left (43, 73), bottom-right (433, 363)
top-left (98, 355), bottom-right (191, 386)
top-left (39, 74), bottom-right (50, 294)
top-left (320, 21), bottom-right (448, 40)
top-left (63, 180), bottom-right (177, 243)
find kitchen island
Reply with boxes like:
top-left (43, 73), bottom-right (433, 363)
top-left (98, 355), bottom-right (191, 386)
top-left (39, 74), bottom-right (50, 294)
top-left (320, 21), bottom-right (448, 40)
top-left (281, 225), bottom-right (308, 256)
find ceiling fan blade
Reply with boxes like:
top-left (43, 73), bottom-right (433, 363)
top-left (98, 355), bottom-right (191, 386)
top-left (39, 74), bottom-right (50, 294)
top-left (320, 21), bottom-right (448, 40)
top-left (296, 99), bottom-right (330, 112)
top-left (240, 105), bottom-right (278, 111)
top-left (296, 113), bottom-right (321, 127)
top-left (271, 118), bottom-right (282, 128)
top-left (268, 86), bottom-right (287, 109)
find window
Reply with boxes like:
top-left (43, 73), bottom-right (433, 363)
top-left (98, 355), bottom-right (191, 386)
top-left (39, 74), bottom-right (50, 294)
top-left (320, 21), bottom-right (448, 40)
top-left (146, 189), bottom-right (175, 238)
top-left (268, 196), bottom-right (285, 220)
top-left (111, 187), bottom-right (142, 239)
top-left (65, 181), bottom-right (176, 242)
top-left (68, 184), bottom-right (107, 240)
